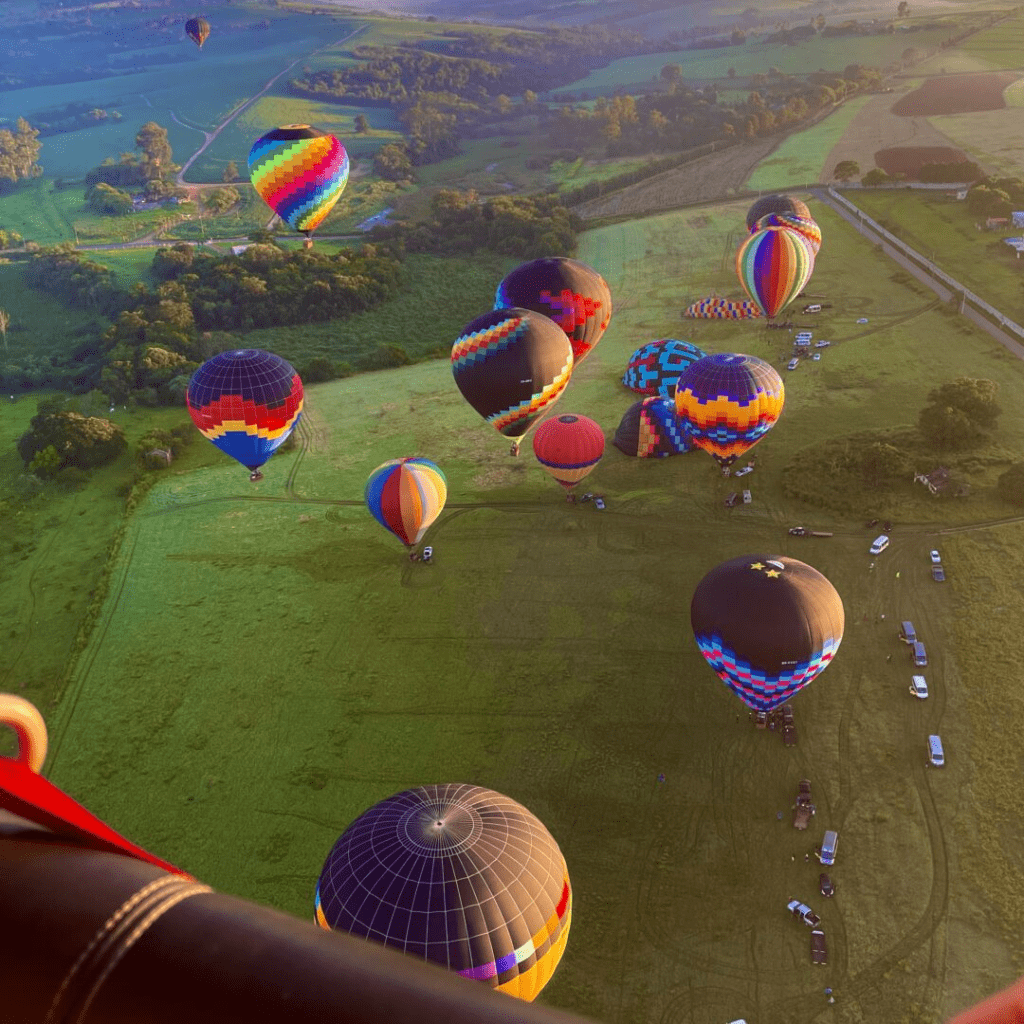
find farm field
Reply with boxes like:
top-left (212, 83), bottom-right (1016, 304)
top-left (931, 106), bottom-right (1024, 178)
top-left (842, 188), bottom-right (1024, 328)
top-left (15, 199), bottom-right (1024, 1024)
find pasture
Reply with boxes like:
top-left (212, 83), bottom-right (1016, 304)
top-left (16, 199), bottom-right (1024, 1024)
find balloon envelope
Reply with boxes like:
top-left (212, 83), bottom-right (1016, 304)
top-left (736, 225), bottom-right (815, 319)
top-left (315, 783), bottom-right (572, 1002)
top-left (622, 339), bottom-right (706, 398)
top-left (186, 349), bottom-right (303, 473)
top-left (248, 124), bottom-right (349, 236)
top-left (495, 257), bottom-right (612, 367)
top-left (674, 352), bottom-right (784, 466)
top-left (684, 296), bottom-right (762, 320)
top-left (365, 458), bottom-right (447, 547)
top-left (185, 17), bottom-right (210, 47)
top-left (532, 414), bottom-right (605, 490)
top-left (451, 308), bottom-right (573, 440)
top-left (755, 211), bottom-right (822, 255)
top-left (746, 194), bottom-right (811, 231)
top-left (613, 397), bottom-right (690, 457)
top-left (691, 554), bottom-right (845, 712)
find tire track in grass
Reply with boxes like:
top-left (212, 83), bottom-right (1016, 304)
top-left (284, 413), bottom-right (312, 496)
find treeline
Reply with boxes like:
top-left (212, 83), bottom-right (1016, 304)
top-left (0, 118), bottom-right (42, 189)
top-left (84, 121), bottom-right (176, 189)
top-left (33, 102), bottom-right (123, 137)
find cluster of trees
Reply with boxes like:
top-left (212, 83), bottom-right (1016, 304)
top-left (33, 102), bottom-right (123, 137)
top-left (87, 182), bottom-right (134, 215)
top-left (963, 175), bottom-right (1024, 219)
top-left (0, 227), bottom-right (24, 249)
top-left (23, 248), bottom-right (126, 315)
top-left (0, 118), bottom-right (43, 190)
top-left (16, 407), bottom-right (127, 478)
top-left (385, 190), bottom-right (578, 259)
top-left (857, 160), bottom-right (983, 186)
top-left (918, 378), bottom-right (1001, 450)
top-left (84, 122), bottom-right (177, 191)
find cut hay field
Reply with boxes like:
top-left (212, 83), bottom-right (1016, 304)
top-left (744, 95), bottom-right (873, 191)
top-left (27, 199), bottom-right (1024, 1023)
top-left (931, 105), bottom-right (1024, 177)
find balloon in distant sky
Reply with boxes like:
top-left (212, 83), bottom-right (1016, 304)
top-left (613, 397), bottom-right (691, 457)
top-left (365, 457), bottom-right (447, 548)
top-left (186, 349), bottom-right (303, 481)
top-left (247, 125), bottom-right (349, 241)
top-left (736, 225), bottom-right (815, 319)
top-left (495, 257), bottom-right (612, 367)
top-left (755, 211), bottom-right (822, 255)
top-left (185, 17), bottom-right (210, 47)
top-left (622, 339), bottom-right (706, 398)
top-left (315, 783), bottom-right (572, 1002)
top-left (532, 414), bottom-right (605, 492)
top-left (690, 554), bottom-right (845, 712)
top-left (745, 194), bottom-right (811, 231)
top-left (673, 352), bottom-right (784, 467)
top-left (452, 308), bottom-right (574, 454)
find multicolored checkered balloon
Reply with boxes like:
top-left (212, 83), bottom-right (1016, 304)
top-left (247, 124), bottom-right (349, 238)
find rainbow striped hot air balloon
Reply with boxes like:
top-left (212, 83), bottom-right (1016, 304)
top-left (247, 125), bottom-right (349, 244)
top-left (674, 352), bottom-right (784, 467)
top-left (315, 783), bottom-right (572, 1003)
top-left (186, 349), bottom-right (303, 481)
top-left (755, 211), bottom-right (822, 255)
top-left (746, 194), bottom-right (811, 231)
top-left (365, 457), bottom-right (447, 549)
top-left (736, 225), bottom-right (815, 319)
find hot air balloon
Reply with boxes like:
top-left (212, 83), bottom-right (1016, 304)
top-left (621, 339), bottom-right (706, 398)
top-left (315, 783), bottom-right (572, 1003)
top-left (452, 308), bottom-right (574, 455)
top-left (613, 397), bottom-right (690, 457)
top-left (690, 554), bottom-right (845, 712)
top-left (673, 352), bottom-right (784, 467)
top-left (683, 296), bottom-right (763, 320)
top-left (736, 225), bottom-right (815, 320)
top-left (494, 257), bottom-right (612, 367)
top-left (247, 125), bottom-right (349, 247)
top-left (746, 194), bottom-right (811, 232)
top-left (186, 349), bottom-right (303, 481)
top-left (365, 457), bottom-right (447, 548)
top-left (755, 211), bottom-right (822, 255)
top-left (184, 16), bottom-right (210, 48)
top-left (532, 414), bottom-right (605, 495)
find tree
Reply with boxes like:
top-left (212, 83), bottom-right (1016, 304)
top-left (859, 441), bottom-right (909, 487)
top-left (17, 411), bottom-right (126, 472)
top-left (660, 64), bottom-right (683, 92)
top-left (727, 67), bottom-right (736, 78)
top-left (928, 378), bottom-right (1001, 430)
top-left (834, 160), bottom-right (860, 181)
top-left (203, 186), bottom-right (240, 214)
top-left (135, 122), bottom-right (174, 180)
top-left (897, 0), bottom-right (909, 15)
top-left (222, 160), bottom-right (239, 182)
top-left (354, 115), bottom-right (370, 134)
top-left (861, 168), bottom-right (892, 186)
top-left (373, 143), bottom-right (414, 182)
top-left (0, 118), bottom-right (43, 191)
top-left (967, 184), bottom-right (1011, 219)
top-left (86, 182), bottom-right (134, 216)
top-left (997, 463), bottom-right (1024, 506)
top-left (918, 403), bottom-right (974, 449)
top-left (301, 356), bottom-right (337, 383)
top-left (0, 308), bottom-right (8, 352)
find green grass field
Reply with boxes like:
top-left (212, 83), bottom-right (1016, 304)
top-left (5, 199), bottom-right (1017, 1023)
top-left (744, 95), bottom-right (874, 191)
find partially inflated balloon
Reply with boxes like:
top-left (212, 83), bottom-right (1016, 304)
top-left (746, 194), bottom-right (811, 232)
top-left (684, 296), bottom-right (763, 320)
top-left (365, 458), bottom-right (447, 547)
top-left (674, 353), bottom-right (784, 467)
top-left (613, 398), bottom-right (690, 457)
top-left (185, 16), bottom-right (209, 47)
top-left (736, 226), bottom-right (815, 319)
top-left (248, 125), bottom-right (349, 238)
top-left (187, 349), bottom-right (303, 480)
top-left (315, 783), bottom-right (572, 1002)
top-left (691, 554), bottom-right (844, 712)
top-left (495, 257), bottom-right (612, 366)
top-left (755, 211), bottom-right (822, 255)
top-left (622, 339), bottom-right (706, 398)
top-left (452, 308), bottom-right (573, 449)
top-left (532, 414), bottom-right (605, 491)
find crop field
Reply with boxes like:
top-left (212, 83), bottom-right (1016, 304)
top-left (744, 96), bottom-right (873, 191)
top-left (6, 199), bottom-right (1016, 1024)
top-left (931, 106), bottom-right (1024, 177)
top-left (954, 8), bottom-right (1024, 69)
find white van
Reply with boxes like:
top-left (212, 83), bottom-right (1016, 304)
top-left (818, 829), bottom-right (839, 866)
top-left (910, 675), bottom-right (928, 699)
top-left (870, 534), bottom-right (889, 555)
top-left (928, 735), bottom-right (945, 767)
top-left (804, 303), bottom-right (823, 313)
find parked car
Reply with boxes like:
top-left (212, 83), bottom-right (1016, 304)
top-left (911, 641), bottom-right (928, 667)
top-left (580, 493), bottom-right (593, 503)
top-left (899, 621), bottom-right (917, 644)
top-left (869, 534), bottom-right (889, 555)
top-left (789, 526), bottom-right (808, 536)
top-left (910, 675), bottom-right (929, 699)
top-left (814, 339), bottom-right (831, 348)
top-left (931, 565), bottom-right (945, 582)
top-left (803, 304), bottom-right (822, 313)
top-left (787, 899), bottom-right (821, 928)
top-left (857, 317), bottom-right (870, 324)
top-left (928, 734), bottom-right (945, 767)
top-left (930, 549), bottom-right (941, 564)
top-left (795, 331), bottom-right (813, 341)
top-left (812, 353), bottom-right (821, 361)
top-left (818, 829), bottom-right (839, 866)
top-left (810, 929), bottom-right (828, 965)
top-left (819, 874), bottom-right (835, 898)
top-left (742, 489), bottom-right (752, 504)
top-left (734, 466), bottom-right (753, 477)
top-left (594, 497), bottom-right (606, 511)
top-left (787, 357), bottom-right (800, 370)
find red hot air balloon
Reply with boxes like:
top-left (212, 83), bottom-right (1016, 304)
top-left (531, 414), bottom-right (605, 495)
